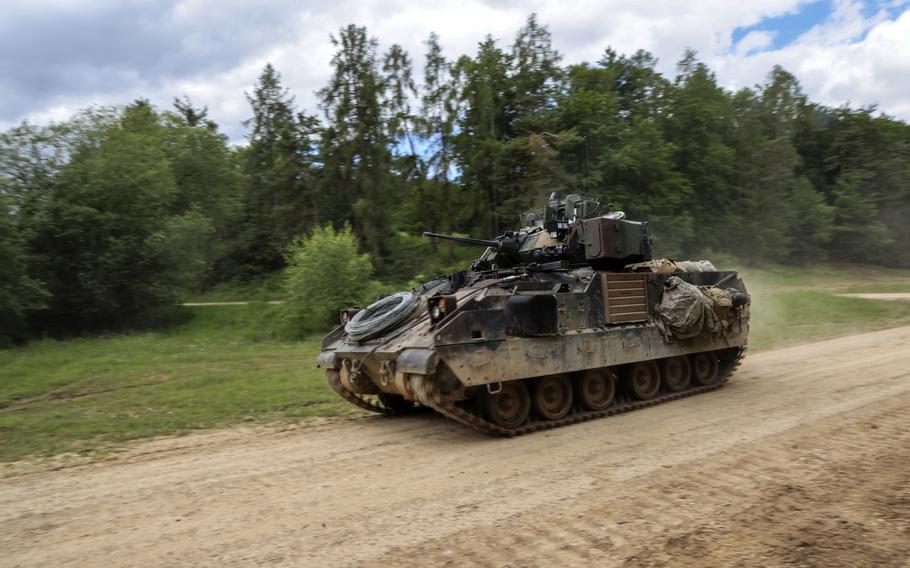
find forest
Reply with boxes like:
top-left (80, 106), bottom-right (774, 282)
top-left (2, 15), bottom-right (910, 344)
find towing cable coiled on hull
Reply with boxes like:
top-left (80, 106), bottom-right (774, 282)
top-left (344, 291), bottom-right (420, 341)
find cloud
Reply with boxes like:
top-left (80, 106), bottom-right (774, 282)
top-left (736, 31), bottom-right (777, 55)
top-left (1, 0), bottom-right (908, 142)
top-left (713, 1), bottom-right (910, 118)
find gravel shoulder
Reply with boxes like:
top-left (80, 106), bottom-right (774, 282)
top-left (2, 327), bottom-right (909, 567)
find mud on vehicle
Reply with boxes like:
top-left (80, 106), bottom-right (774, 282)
top-left (317, 192), bottom-right (750, 436)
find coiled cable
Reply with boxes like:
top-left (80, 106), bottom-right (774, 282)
top-left (344, 291), bottom-right (421, 341)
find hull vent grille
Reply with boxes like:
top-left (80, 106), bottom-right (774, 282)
top-left (602, 273), bottom-right (648, 324)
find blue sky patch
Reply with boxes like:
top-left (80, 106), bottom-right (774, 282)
top-left (878, 0), bottom-right (910, 19)
top-left (732, 0), bottom-right (832, 50)
top-left (732, 0), bottom-right (910, 53)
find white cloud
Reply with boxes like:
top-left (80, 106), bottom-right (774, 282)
top-left (736, 31), bottom-right (777, 55)
top-left (2, 0), bottom-right (909, 141)
top-left (713, 1), bottom-right (910, 118)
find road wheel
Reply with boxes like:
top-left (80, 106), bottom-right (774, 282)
top-left (533, 375), bottom-right (574, 420)
top-left (661, 356), bottom-right (691, 393)
top-left (485, 381), bottom-right (531, 429)
top-left (692, 352), bottom-right (720, 385)
top-left (576, 369), bottom-right (616, 411)
top-left (627, 361), bottom-right (660, 400)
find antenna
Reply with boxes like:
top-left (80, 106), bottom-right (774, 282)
top-left (584, 136), bottom-right (590, 179)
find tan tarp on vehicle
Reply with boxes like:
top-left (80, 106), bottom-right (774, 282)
top-left (676, 260), bottom-right (717, 273)
top-left (655, 276), bottom-right (733, 339)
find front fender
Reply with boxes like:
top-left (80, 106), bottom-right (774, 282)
top-left (397, 349), bottom-right (438, 374)
top-left (316, 350), bottom-right (340, 369)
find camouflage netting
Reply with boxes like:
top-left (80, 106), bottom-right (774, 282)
top-left (655, 276), bottom-right (734, 339)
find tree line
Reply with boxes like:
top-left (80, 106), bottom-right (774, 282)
top-left (2, 15), bottom-right (910, 342)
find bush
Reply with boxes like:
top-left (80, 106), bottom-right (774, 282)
top-left (282, 224), bottom-right (375, 335)
top-left (23, 103), bottom-right (219, 333)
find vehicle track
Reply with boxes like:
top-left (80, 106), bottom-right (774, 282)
top-left (2, 327), bottom-right (909, 567)
top-left (410, 347), bottom-right (744, 436)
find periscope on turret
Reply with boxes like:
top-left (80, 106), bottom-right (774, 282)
top-left (316, 192), bottom-right (750, 435)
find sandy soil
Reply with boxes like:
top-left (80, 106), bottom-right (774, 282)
top-left (2, 327), bottom-right (910, 568)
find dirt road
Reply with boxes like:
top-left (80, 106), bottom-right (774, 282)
top-left (2, 328), bottom-right (909, 568)
top-left (838, 292), bottom-right (910, 301)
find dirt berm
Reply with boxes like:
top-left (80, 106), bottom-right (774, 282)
top-left (2, 327), bottom-right (909, 567)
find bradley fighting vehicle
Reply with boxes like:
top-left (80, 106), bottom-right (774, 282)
top-left (317, 193), bottom-right (750, 435)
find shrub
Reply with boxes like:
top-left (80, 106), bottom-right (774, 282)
top-left (282, 224), bottom-right (374, 335)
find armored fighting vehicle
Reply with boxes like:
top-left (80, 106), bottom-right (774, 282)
top-left (317, 193), bottom-right (750, 435)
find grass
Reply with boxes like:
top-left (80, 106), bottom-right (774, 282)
top-left (747, 289), bottom-right (910, 348)
top-left (740, 264), bottom-right (910, 292)
top-left (3, 263), bottom-right (910, 463)
top-left (184, 272), bottom-right (288, 303)
top-left (741, 265), bottom-right (910, 348)
top-left (0, 304), bottom-right (348, 462)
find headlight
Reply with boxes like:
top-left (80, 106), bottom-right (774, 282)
top-left (428, 295), bottom-right (458, 323)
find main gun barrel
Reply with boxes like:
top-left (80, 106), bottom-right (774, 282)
top-left (422, 232), bottom-right (498, 247)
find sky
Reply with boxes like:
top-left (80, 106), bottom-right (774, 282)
top-left (2, 0), bottom-right (909, 142)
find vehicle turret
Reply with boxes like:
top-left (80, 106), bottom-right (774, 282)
top-left (423, 192), bottom-right (653, 271)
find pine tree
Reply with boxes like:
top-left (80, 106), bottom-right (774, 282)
top-left (239, 64), bottom-right (319, 275)
top-left (728, 68), bottom-right (834, 262)
top-left (164, 97), bottom-right (244, 279)
top-left (823, 108), bottom-right (910, 263)
top-left (509, 13), bottom-right (562, 130)
top-left (664, 50), bottom-right (736, 254)
top-left (418, 32), bottom-right (460, 241)
top-left (454, 37), bottom-right (512, 236)
top-left (172, 95), bottom-right (217, 129)
top-left (551, 52), bottom-right (690, 254)
top-left (318, 25), bottom-right (397, 270)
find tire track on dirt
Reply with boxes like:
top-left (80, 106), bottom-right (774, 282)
top-left (389, 395), bottom-right (909, 568)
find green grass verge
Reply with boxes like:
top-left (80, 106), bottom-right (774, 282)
top-left (3, 264), bottom-right (910, 463)
top-left (747, 289), bottom-right (910, 348)
top-left (740, 265), bottom-right (910, 348)
top-left (741, 265), bottom-right (910, 348)
top-left (0, 304), bottom-right (347, 462)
